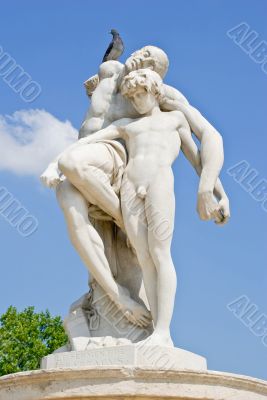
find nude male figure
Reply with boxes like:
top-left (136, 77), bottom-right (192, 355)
top-left (43, 46), bottom-right (229, 223)
top-left (40, 48), bottom-right (185, 328)
top-left (41, 46), bottom-right (229, 329)
top-left (69, 69), bottom-right (230, 346)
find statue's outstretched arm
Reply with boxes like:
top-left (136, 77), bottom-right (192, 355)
top-left (179, 122), bottom-right (230, 224)
top-left (161, 85), bottom-right (226, 202)
top-left (79, 118), bottom-right (129, 145)
top-left (40, 138), bottom-right (85, 189)
top-left (163, 88), bottom-right (224, 191)
top-left (177, 102), bottom-right (224, 191)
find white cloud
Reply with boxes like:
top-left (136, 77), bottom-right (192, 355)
top-left (0, 109), bottom-right (78, 176)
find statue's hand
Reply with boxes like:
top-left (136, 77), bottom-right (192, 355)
top-left (197, 191), bottom-right (223, 224)
top-left (84, 74), bottom-right (99, 97)
top-left (40, 165), bottom-right (62, 189)
top-left (215, 196), bottom-right (230, 226)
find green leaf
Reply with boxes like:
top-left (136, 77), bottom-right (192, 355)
top-left (0, 306), bottom-right (68, 376)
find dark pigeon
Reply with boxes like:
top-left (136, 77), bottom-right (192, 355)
top-left (102, 29), bottom-right (124, 63)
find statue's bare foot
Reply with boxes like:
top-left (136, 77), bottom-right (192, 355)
top-left (115, 286), bottom-right (152, 328)
top-left (138, 331), bottom-right (174, 347)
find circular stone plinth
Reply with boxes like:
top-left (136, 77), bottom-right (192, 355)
top-left (0, 367), bottom-right (267, 400)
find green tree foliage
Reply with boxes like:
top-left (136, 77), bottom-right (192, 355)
top-left (0, 306), bottom-right (68, 376)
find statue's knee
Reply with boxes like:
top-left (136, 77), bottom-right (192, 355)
top-left (58, 153), bottom-right (71, 175)
top-left (58, 151), bottom-right (79, 177)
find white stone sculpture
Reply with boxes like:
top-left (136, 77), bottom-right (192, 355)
top-left (40, 45), bottom-right (230, 354)
top-left (3, 44), bottom-right (266, 400)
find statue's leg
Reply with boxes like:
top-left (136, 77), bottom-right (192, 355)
top-left (56, 179), bottom-right (151, 328)
top-left (145, 169), bottom-right (177, 346)
top-left (120, 178), bottom-right (158, 325)
top-left (58, 143), bottom-right (124, 229)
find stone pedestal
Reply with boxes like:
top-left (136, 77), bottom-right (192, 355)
top-left (1, 367), bottom-right (267, 399)
top-left (41, 344), bottom-right (207, 370)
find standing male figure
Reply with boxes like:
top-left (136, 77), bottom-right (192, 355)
top-left (41, 46), bottom-right (230, 330)
top-left (71, 69), bottom-right (230, 346)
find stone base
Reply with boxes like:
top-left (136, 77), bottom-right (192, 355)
top-left (41, 344), bottom-right (207, 370)
top-left (1, 367), bottom-right (267, 399)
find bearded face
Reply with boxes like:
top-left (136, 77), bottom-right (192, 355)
top-left (125, 48), bottom-right (156, 74)
top-left (125, 46), bottom-right (169, 79)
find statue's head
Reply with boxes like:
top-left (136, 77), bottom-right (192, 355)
top-left (125, 46), bottom-right (169, 79)
top-left (120, 69), bottom-right (163, 114)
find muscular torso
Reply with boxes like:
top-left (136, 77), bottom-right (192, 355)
top-left (79, 71), bottom-right (139, 138)
top-left (122, 111), bottom-right (183, 187)
top-left (79, 66), bottom-right (189, 139)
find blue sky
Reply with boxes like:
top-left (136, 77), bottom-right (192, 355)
top-left (0, 0), bottom-right (266, 380)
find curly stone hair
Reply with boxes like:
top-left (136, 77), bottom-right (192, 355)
top-left (120, 69), bottom-right (163, 100)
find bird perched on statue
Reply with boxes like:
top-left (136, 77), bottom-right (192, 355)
top-left (102, 29), bottom-right (124, 63)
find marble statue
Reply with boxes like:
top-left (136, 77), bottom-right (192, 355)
top-left (3, 44), bottom-right (266, 400)
top-left (40, 46), bottom-right (230, 351)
